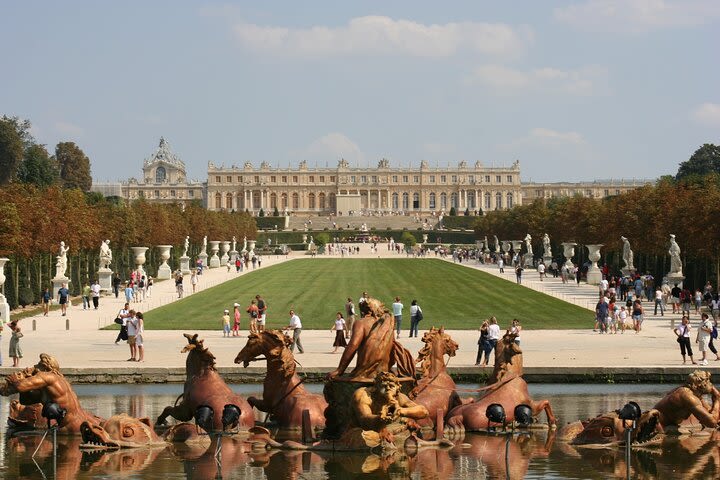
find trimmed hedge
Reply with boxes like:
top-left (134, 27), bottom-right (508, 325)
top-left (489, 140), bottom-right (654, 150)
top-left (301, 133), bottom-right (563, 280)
top-left (441, 216), bottom-right (480, 230)
top-left (256, 230), bottom-right (476, 245)
top-left (255, 216), bottom-right (286, 230)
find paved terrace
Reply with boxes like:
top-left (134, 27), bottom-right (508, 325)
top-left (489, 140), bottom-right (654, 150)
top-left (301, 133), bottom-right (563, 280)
top-left (1, 245), bottom-right (715, 382)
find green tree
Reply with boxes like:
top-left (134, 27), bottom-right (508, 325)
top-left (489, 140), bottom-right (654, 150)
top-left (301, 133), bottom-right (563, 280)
top-left (17, 144), bottom-right (59, 187)
top-left (400, 231), bottom-right (417, 247)
top-left (259, 208), bottom-right (265, 217)
top-left (676, 144), bottom-right (720, 180)
top-left (0, 118), bottom-right (25, 185)
top-left (55, 142), bottom-right (92, 191)
top-left (273, 206), bottom-right (280, 216)
top-left (449, 207), bottom-right (457, 216)
top-left (314, 232), bottom-right (330, 246)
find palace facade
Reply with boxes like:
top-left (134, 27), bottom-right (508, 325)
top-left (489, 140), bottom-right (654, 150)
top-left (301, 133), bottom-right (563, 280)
top-left (92, 138), bottom-right (652, 215)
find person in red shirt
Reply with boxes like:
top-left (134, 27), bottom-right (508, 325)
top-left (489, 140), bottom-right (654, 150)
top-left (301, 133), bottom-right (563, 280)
top-left (247, 299), bottom-right (259, 334)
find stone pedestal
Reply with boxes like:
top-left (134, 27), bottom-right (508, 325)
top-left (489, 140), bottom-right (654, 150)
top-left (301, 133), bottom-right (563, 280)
top-left (561, 242), bottom-right (577, 270)
top-left (664, 273), bottom-right (685, 289)
top-left (197, 252), bottom-right (208, 270)
top-left (52, 277), bottom-right (71, 300)
top-left (543, 255), bottom-right (552, 266)
top-left (131, 246), bottom-right (149, 279)
top-left (180, 256), bottom-right (191, 275)
top-left (97, 268), bottom-right (113, 292)
top-left (0, 258), bottom-right (10, 324)
top-left (585, 244), bottom-right (604, 285)
top-left (157, 245), bottom-right (173, 279)
top-left (229, 250), bottom-right (238, 263)
top-left (209, 241), bottom-right (221, 268)
top-left (220, 241), bottom-right (231, 265)
top-left (621, 267), bottom-right (636, 278)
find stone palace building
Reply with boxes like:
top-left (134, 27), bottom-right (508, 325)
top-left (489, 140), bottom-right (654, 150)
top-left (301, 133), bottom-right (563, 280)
top-left (93, 138), bottom-right (652, 215)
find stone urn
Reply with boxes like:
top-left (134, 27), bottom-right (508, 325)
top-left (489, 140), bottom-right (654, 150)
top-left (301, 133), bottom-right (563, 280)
top-left (511, 240), bottom-right (523, 255)
top-left (302, 234), bottom-right (308, 244)
top-left (585, 244), bottom-right (603, 285)
top-left (248, 240), bottom-right (257, 257)
top-left (422, 234), bottom-right (428, 244)
top-left (157, 245), bottom-right (173, 279)
top-left (561, 242), bottom-right (577, 270)
top-left (131, 246), bottom-right (149, 278)
top-left (502, 241), bottom-right (512, 254)
top-left (0, 258), bottom-right (8, 323)
top-left (209, 241), bottom-right (221, 268)
top-left (221, 241), bottom-right (231, 265)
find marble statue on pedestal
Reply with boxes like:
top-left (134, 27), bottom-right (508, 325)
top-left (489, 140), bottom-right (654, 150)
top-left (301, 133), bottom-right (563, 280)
top-left (99, 240), bottom-right (112, 269)
top-left (232, 236), bottom-right (237, 252)
top-left (621, 236), bottom-right (635, 272)
top-left (55, 241), bottom-right (69, 279)
top-left (201, 236), bottom-right (208, 255)
top-left (669, 234), bottom-right (682, 275)
top-left (524, 234), bottom-right (533, 256)
top-left (183, 236), bottom-right (190, 257)
top-left (493, 235), bottom-right (501, 254)
top-left (542, 234), bottom-right (552, 258)
top-left (242, 236), bottom-right (248, 253)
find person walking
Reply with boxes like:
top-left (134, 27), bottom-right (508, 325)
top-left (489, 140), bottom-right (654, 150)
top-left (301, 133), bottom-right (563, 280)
top-left (595, 296), bottom-right (609, 334)
top-left (112, 273), bottom-right (122, 298)
top-left (232, 303), bottom-right (241, 337)
top-left (674, 315), bottom-right (696, 365)
top-left (712, 294), bottom-right (720, 321)
top-left (134, 312), bottom-right (145, 362)
top-left (486, 317), bottom-right (501, 364)
top-left (91, 279), bottom-right (101, 309)
top-left (284, 310), bottom-right (304, 354)
top-left (707, 313), bottom-right (720, 361)
top-left (409, 299), bottom-right (423, 338)
top-left (124, 282), bottom-right (134, 304)
top-left (654, 286), bottom-right (665, 316)
top-left (345, 297), bottom-right (355, 340)
top-left (190, 270), bottom-right (198, 293)
top-left (146, 276), bottom-right (153, 297)
top-left (82, 281), bottom-right (91, 310)
top-left (392, 296), bottom-right (404, 338)
top-left (632, 298), bottom-right (644, 333)
top-left (114, 303), bottom-right (130, 345)
top-left (175, 272), bottom-right (184, 299)
top-left (498, 258), bottom-right (504, 273)
top-left (696, 313), bottom-right (713, 365)
top-left (330, 312), bottom-right (347, 353)
top-left (57, 283), bottom-right (70, 316)
top-left (476, 319), bottom-right (491, 366)
top-left (256, 295), bottom-right (267, 333)
top-left (515, 265), bottom-right (524, 284)
top-left (41, 288), bottom-right (51, 316)
top-left (126, 310), bottom-right (138, 362)
top-left (8, 322), bottom-right (23, 367)
top-left (538, 262), bottom-right (546, 281)
top-left (221, 309), bottom-right (231, 337)
top-left (247, 299), bottom-right (259, 334)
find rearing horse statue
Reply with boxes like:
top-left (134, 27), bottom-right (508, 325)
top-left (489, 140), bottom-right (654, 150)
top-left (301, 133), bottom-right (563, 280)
top-left (234, 330), bottom-right (327, 431)
top-left (157, 334), bottom-right (255, 431)
top-left (446, 331), bottom-right (556, 431)
top-left (410, 327), bottom-right (463, 428)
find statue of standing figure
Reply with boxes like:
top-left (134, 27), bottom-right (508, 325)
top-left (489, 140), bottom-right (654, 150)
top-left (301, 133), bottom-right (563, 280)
top-left (232, 236), bottom-right (237, 252)
top-left (621, 236), bottom-right (635, 271)
top-left (543, 233), bottom-right (552, 258)
top-left (242, 236), bottom-right (247, 253)
top-left (201, 236), bottom-right (208, 255)
top-left (182, 236), bottom-right (190, 257)
top-left (493, 235), bottom-right (501, 254)
top-left (669, 234), bottom-right (682, 275)
top-left (99, 240), bottom-right (112, 269)
top-left (55, 241), bottom-right (69, 279)
top-left (524, 234), bottom-right (533, 256)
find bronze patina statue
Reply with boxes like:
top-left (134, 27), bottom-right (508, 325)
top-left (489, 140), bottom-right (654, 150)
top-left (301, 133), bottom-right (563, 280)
top-left (1, 353), bottom-right (104, 434)
top-left (654, 370), bottom-right (720, 430)
top-left (234, 330), bottom-right (327, 431)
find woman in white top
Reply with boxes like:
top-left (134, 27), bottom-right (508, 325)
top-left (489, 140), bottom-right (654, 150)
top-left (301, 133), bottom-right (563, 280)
top-left (134, 312), bottom-right (145, 362)
top-left (510, 319), bottom-right (522, 345)
top-left (330, 312), bottom-right (347, 353)
top-left (673, 315), bottom-right (696, 365)
top-left (126, 310), bottom-right (138, 362)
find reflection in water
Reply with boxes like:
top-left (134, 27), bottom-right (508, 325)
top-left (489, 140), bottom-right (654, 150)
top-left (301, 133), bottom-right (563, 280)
top-left (1, 384), bottom-right (718, 479)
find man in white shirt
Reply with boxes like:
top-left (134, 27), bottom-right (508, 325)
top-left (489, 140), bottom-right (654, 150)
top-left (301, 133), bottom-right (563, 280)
top-left (538, 263), bottom-right (546, 281)
top-left (697, 313), bottom-right (713, 365)
top-left (654, 287), bottom-right (665, 316)
top-left (284, 310), bottom-right (304, 354)
top-left (91, 280), bottom-right (101, 309)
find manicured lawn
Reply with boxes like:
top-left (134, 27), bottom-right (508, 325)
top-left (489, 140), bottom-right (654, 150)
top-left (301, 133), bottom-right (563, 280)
top-left (139, 258), bottom-right (592, 330)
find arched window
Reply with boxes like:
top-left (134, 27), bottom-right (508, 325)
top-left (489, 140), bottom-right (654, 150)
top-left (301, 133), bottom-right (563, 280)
top-left (440, 192), bottom-right (447, 209)
top-left (450, 193), bottom-right (458, 208)
top-left (506, 193), bottom-right (513, 209)
top-left (402, 192), bottom-right (409, 209)
top-left (155, 166), bottom-right (166, 183)
top-left (292, 193), bottom-right (299, 209)
top-left (413, 192), bottom-right (419, 210)
top-left (214, 193), bottom-right (222, 209)
top-left (429, 192), bottom-right (436, 209)
top-left (484, 193), bottom-right (491, 210)
top-left (226, 193), bottom-right (233, 210)
top-left (281, 193), bottom-right (288, 209)
top-left (495, 192), bottom-right (502, 210)
top-left (319, 193), bottom-right (326, 209)
top-left (308, 193), bottom-right (316, 209)
top-left (270, 193), bottom-right (277, 209)
top-left (392, 193), bottom-right (399, 209)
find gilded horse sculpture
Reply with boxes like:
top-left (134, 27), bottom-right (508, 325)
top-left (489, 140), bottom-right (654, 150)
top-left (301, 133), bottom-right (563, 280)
top-left (234, 330), bottom-right (327, 431)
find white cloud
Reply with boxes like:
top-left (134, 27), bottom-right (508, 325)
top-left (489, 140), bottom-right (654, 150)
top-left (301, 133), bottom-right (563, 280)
top-left (233, 16), bottom-right (531, 57)
top-left (691, 103), bottom-right (720, 127)
top-left (554, 0), bottom-right (720, 32)
top-left (302, 133), bottom-right (365, 166)
top-left (466, 64), bottom-right (607, 95)
top-left (54, 121), bottom-right (84, 138)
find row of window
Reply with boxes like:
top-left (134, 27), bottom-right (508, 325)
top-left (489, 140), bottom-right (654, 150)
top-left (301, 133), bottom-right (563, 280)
top-left (532, 188), bottom-right (622, 198)
top-left (138, 189), bottom-right (197, 199)
top-left (212, 174), bottom-right (515, 185)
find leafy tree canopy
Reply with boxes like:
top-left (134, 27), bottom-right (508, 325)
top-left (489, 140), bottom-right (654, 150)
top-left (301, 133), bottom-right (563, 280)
top-left (676, 143), bottom-right (720, 180)
top-left (17, 144), bottom-right (59, 187)
top-left (0, 117), bottom-right (25, 185)
top-left (55, 141), bottom-right (92, 191)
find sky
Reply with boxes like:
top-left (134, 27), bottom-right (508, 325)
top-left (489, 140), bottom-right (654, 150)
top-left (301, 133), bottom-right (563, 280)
top-left (2, 0), bottom-right (719, 183)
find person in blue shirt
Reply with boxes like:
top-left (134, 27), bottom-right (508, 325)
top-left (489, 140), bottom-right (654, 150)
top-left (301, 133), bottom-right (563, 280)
top-left (57, 284), bottom-right (70, 316)
top-left (41, 288), bottom-right (51, 316)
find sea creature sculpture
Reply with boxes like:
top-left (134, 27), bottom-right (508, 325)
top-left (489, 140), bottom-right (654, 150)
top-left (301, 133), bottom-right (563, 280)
top-left (445, 332), bottom-right (556, 431)
top-left (157, 334), bottom-right (254, 431)
top-left (557, 410), bottom-right (661, 445)
top-left (234, 330), bottom-right (327, 430)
